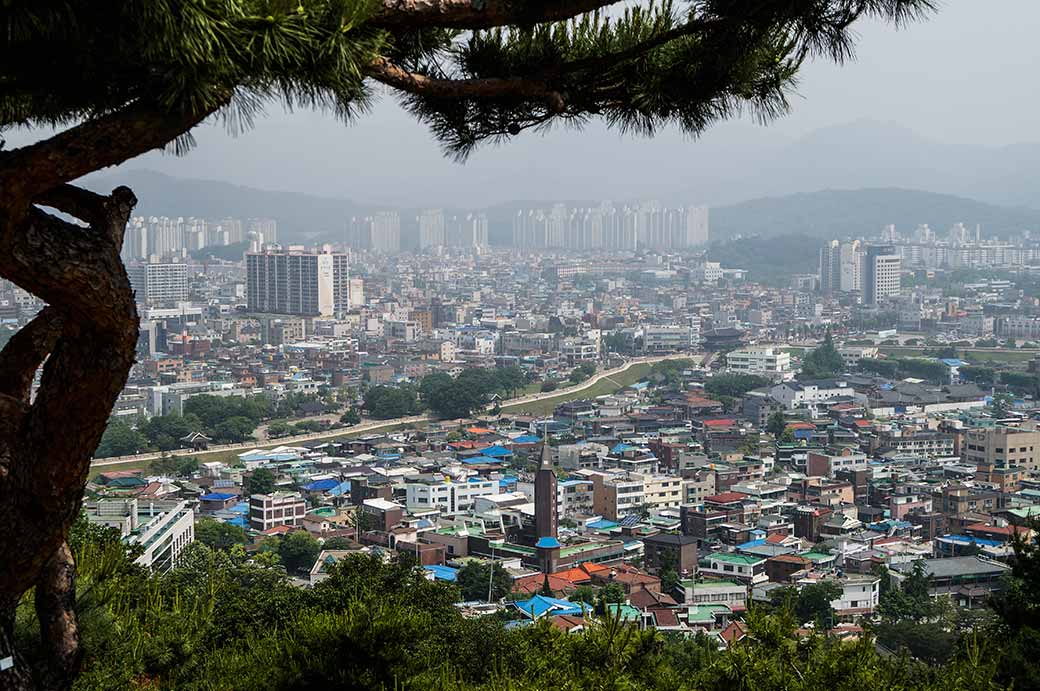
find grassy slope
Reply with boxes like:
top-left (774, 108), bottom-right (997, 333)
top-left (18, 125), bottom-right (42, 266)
top-left (500, 363), bottom-right (654, 417)
top-left (88, 422), bottom-right (409, 479)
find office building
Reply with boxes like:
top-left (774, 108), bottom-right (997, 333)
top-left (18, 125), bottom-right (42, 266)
top-left (128, 261), bottom-right (189, 306)
top-left (249, 491), bottom-right (307, 531)
top-left (862, 244), bottom-right (901, 305)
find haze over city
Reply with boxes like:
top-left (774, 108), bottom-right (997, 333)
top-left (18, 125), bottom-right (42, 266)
top-left (4, 3), bottom-right (1040, 691)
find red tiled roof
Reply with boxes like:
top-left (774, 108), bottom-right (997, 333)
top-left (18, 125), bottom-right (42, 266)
top-left (550, 615), bottom-right (587, 632)
top-left (512, 573), bottom-right (576, 595)
top-left (703, 419), bottom-right (737, 427)
top-left (553, 567), bottom-right (594, 585)
top-left (720, 620), bottom-right (748, 646)
top-left (650, 608), bottom-right (679, 627)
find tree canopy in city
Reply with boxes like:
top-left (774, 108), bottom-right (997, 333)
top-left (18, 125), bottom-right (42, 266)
top-left (0, 1), bottom-right (934, 687)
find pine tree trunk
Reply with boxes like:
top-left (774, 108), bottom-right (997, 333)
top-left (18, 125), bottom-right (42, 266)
top-left (0, 186), bottom-right (140, 691)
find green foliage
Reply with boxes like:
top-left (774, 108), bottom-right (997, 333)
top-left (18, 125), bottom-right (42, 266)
top-left (569, 362), bottom-right (597, 384)
top-left (94, 417), bottom-right (148, 458)
top-left (800, 333), bottom-right (845, 378)
top-left (858, 357), bottom-right (900, 378)
top-left (321, 536), bottom-right (353, 550)
top-left (143, 412), bottom-right (204, 450)
top-left (148, 453), bottom-right (199, 478)
top-left (707, 234), bottom-right (821, 285)
top-left (184, 394), bottom-right (268, 429)
top-left (990, 392), bottom-right (1014, 417)
top-left (960, 365), bottom-right (996, 386)
top-left (245, 467), bottom-right (276, 496)
top-left (704, 373), bottom-right (771, 398)
top-left (17, 524), bottom-right (1021, 691)
top-left (877, 561), bottom-right (938, 624)
top-left (340, 407), bottom-right (361, 426)
top-left (570, 585), bottom-right (596, 605)
top-left (363, 384), bottom-right (420, 419)
top-left (278, 530), bottom-right (321, 575)
top-left (420, 367), bottom-right (529, 419)
top-left (595, 582), bottom-right (627, 614)
top-left (457, 561), bottom-right (512, 602)
top-left (194, 517), bottom-right (248, 551)
top-left (1000, 371), bottom-right (1038, 396)
top-left (873, 620), bottom-right (959, 664)
top-left (794, 581), bottom-right (842, 628)
top-left (650, 359), bottom-right (695, 386)
top-left (856, 357), bottom-right (952, 384)
top-left (766, 411), bottom-right (787, 439)
top-left (897, 358), bottom-right (949, 384)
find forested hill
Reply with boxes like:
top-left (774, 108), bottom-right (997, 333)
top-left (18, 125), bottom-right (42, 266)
top-left (710, 188), bottom-right (1040, 241)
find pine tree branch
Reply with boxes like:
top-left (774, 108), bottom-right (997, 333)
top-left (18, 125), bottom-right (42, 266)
top-left (0, 307), bottom-right (63, 402)
top-left (548, 16), bottom-right (719, 76)
top-left (371, 0), bottom-right (625, 30)
top-left (367, 57), bottom-right (565, 111)
top-left (0, 99), bottom-right (225, 210)
top-left (34, 184), bottom-right (109, 227)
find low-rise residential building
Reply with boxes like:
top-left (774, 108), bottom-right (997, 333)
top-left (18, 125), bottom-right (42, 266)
top-left (700, 552), bottom-right (768, 585)
top-left (405, 475), bottom-right (498, 515)
top-left (249, 491), bottom-right (307, 531)
top-left (725, 346), bottom-right (792, 380)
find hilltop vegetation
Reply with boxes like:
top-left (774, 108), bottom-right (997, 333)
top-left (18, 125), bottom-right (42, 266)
top-left (15, 519), bottom-right (1038, 691)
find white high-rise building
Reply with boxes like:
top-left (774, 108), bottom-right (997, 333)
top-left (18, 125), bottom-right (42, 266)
top-left (862, 244), bottom-right (901, 305)
top-left (128, 261), bottom-right (189, 306)
top-left (246, 249), bottom-right (338, 316)
top-left (371, 212), bottom-right (400, 253)
top-left (348, 212), bottom-right (401, 253)
top-left (418, 209), bottom-right (446, 249)
top-left (685, 206), bottom-right (710, 246)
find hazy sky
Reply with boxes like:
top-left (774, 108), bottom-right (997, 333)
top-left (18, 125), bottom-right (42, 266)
top-left (56, 2), bottom-right (1040, 206)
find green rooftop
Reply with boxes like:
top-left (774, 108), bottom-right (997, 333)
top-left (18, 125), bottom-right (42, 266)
top-left (707, 552), bottom-right (763, 565)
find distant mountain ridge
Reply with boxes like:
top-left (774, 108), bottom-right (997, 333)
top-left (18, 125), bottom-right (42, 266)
top-left (710, 188), bottom-right (1040, 241)
top-left (88, 170), bottom-right (1040, 244)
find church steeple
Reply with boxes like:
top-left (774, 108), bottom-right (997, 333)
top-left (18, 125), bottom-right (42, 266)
top-left (534, 425), bottom-right (558, 542)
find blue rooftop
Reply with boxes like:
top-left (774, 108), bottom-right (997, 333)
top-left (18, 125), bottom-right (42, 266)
top-left (535, 536), bottom-right (561, 549)
top-left (327, 480), bottom-right (351, 496)
top-left (736, 539), bottom-right (766, 550)
top-left (513, 595), bottom-right (588, 619)
top-left (587, 519), bottom-right (618, 530)
top-left (463, 455), bottom-right (503, 465)
top-left (513, 435), bottom-right (541, 444)
top-left (937, 534), bottom-right (1002, 547)
top-left (481, 445), bottom-right (513, 458)
top-left (200, 492), bottom-right (238, 501)
top-left (303, 479), bottom-right (341, 492)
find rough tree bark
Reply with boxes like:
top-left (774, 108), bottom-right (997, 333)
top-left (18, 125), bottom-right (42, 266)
top-left (0, 185), bottom-right (139, 691)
